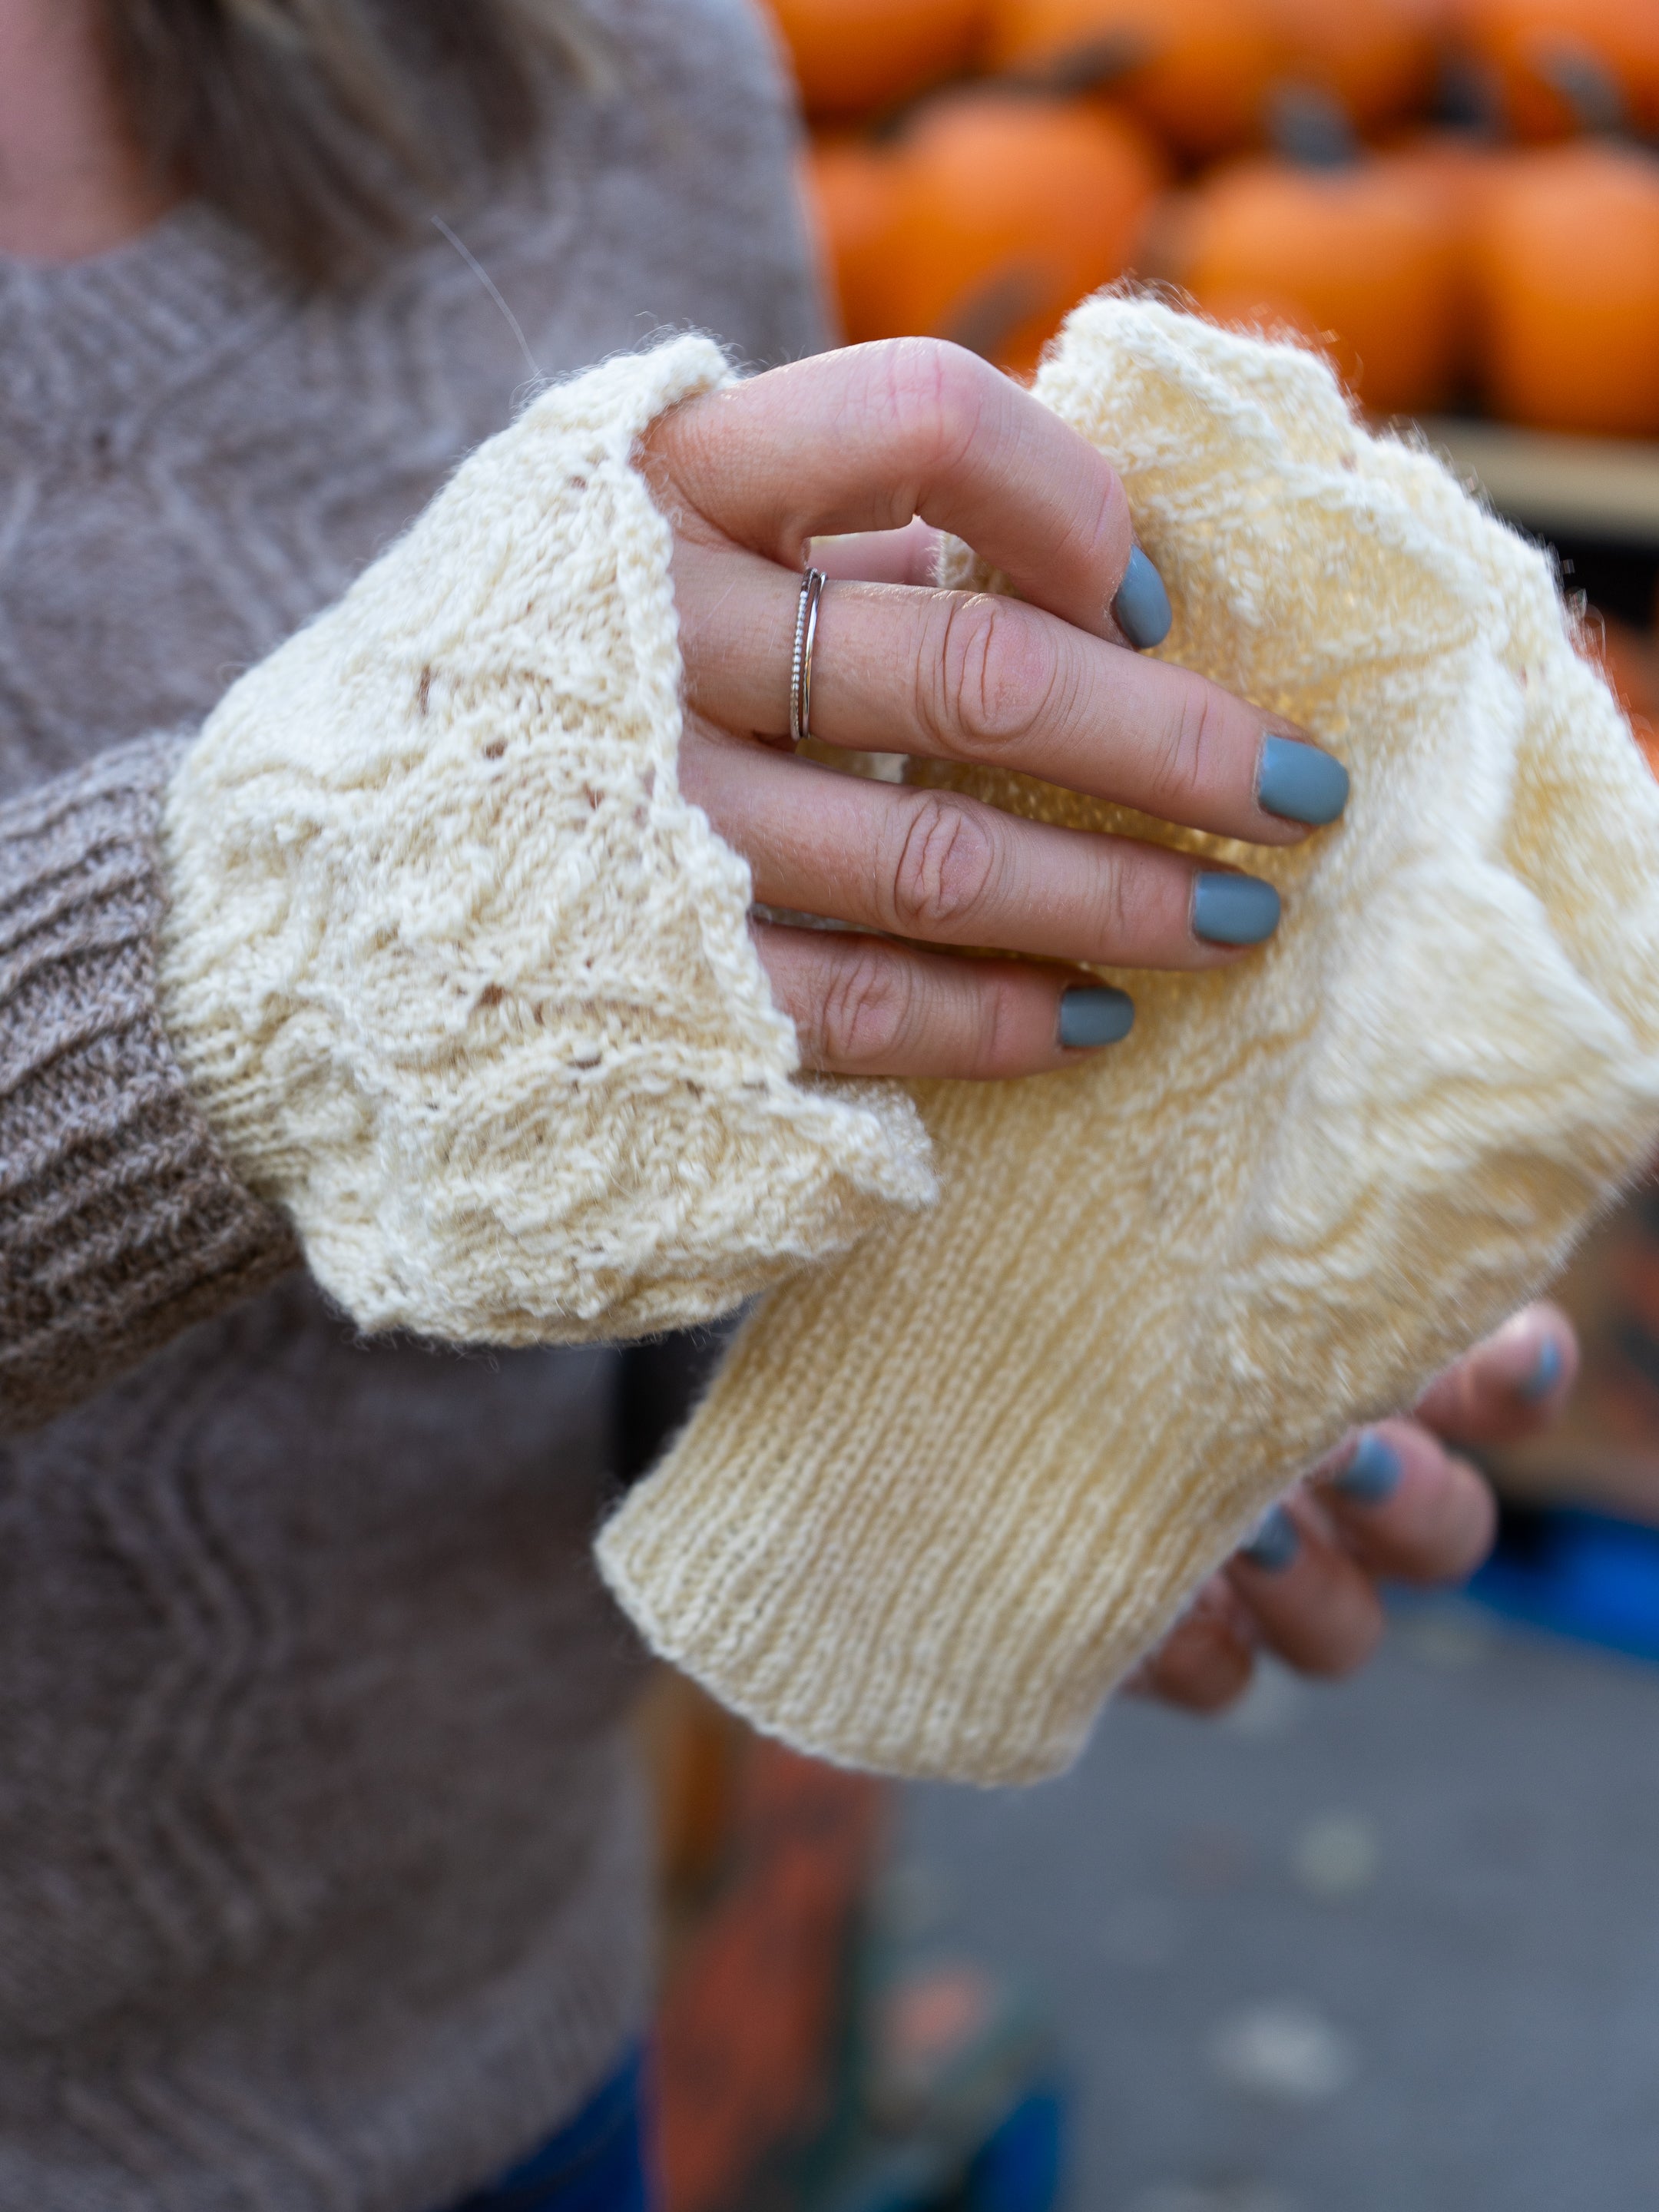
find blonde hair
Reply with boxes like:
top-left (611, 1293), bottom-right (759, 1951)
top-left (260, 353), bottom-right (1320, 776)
top-left (100, 0), bottom-right (594, 288)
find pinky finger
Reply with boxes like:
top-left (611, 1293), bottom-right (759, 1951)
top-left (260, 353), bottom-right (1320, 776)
top-left (1124, 1576), bottom-right (1259, 1713)
top-left (753, 920), bottom-right (1134, 1080)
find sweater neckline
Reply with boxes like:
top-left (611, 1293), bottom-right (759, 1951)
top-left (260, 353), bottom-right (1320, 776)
top-left (0, 203), bottom-right (293, 421)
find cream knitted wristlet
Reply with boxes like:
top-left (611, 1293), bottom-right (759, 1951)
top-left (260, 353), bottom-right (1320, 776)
top-left (157, 336), bottom-right (935, 1343)
top-left (598, 296), bottom-right (1659, 1783)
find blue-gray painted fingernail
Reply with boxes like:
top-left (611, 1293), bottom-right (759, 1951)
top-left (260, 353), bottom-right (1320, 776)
top-left (1239, 1503), bottom-right (1300, 1574)
top-left (1058, 985), bottom-right (1135, 1050)
top-left (1333, 1429), bottom-right (1403, 1505)
top-left (1257, 734), bottom-right (1350, 827)
top-left (1193, 872), bottom-right (1281, 946)
top-left (1519, 1336), bottom-right (1564, 1399)
top-left (1112, 546), bottom-right (1171, 650)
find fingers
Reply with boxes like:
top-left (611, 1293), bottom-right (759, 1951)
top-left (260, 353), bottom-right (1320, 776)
top-left (1317, 1419), bottom-right (1498, 1586)
top-left (1223, 1422), bottom-right (1498, 1684)
top-left (1141, 1412), bottom-right (1502, 1713)
top-left (1126, 1575), bottom-right (1259, 1713)
top-left (674, 538), bottom-right (1339, 849)
top-left (752, 919), bottom-right (1131, 1078)
top-left (1227, 1498), bottom-right (1386, 1679)
top-left (682, 724), bottom-right (1270, 972)
top-left (1151, 1374), bottom-right (1514, 1713)
top-left (641, 338), bottom-right (1135, 641)
top-left (1412, 1303), bottom-right (1579, 1449)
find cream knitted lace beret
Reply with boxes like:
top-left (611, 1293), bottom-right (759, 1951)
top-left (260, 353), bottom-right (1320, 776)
top-left (597, 296), bottom-right (1659, 1782)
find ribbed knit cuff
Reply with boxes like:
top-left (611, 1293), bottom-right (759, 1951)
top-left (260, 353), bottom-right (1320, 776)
top-left (0, 736), bottom-right (298, 1432)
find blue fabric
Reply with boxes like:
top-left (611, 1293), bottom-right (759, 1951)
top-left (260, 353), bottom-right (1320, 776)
top-left (962, 2084), bottom-right (1067, 2212)
top-left (445, 2048), bottom-right (653, 2212)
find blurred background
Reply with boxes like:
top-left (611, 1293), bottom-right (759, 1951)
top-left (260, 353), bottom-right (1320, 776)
top-left (638, 4), bottom-right (1659, 2207)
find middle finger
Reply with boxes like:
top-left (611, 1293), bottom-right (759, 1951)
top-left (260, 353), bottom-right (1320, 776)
top-left (675, 543), bottom-right (1349, 846)
top-left (1227, 1498), bottom-right (1385, 1679)
top-left (681, 721), bottom-right (1277, 970)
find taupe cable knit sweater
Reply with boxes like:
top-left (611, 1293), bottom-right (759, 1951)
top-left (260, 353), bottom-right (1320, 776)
top-left (0, 2), bottom-right (824, 2204)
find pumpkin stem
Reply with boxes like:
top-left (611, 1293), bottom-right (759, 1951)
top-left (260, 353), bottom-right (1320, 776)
top-left (1534, 41), bottom-right (1630, 141)
top-left (1010, 34), bottom-right (1147, 100)
top-left (940, 265), bottom-right (1047, 363)
top-left (1265, 84), bottom-right (1359, 171)
top-left (866, 35), bottom-right (1147, 146)
top-left (1429, 56), bottom-right (1502, 140)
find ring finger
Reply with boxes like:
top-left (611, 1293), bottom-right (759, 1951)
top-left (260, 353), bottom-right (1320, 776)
top-left (1227, 1496), bottom-right (1386, 1679)
top-left (683, 720), bottom-right (1277, 972)
top-left (751, 919), bottom-right (1135, 1078)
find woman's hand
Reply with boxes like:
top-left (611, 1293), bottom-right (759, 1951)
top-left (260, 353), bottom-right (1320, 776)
top-left (638, 338), bottom-right (1349, 1080)
top-left (1129, 1302), bottom-right (1578, 1711)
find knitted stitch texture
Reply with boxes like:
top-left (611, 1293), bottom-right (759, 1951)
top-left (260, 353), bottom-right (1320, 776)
top-left (158, 336), bottom-right (935, 1343)
top-left (1, 734), bottom-right (299, 1429)
top-left (0, 0), bottom-right (832, 2192)
top-left (598, 295), bottom-right (1659, 1784)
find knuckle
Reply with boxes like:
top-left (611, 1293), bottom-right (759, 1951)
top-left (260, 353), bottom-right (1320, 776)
top-left (815, 942), bottom-right (913, 1069)
top-left (924, 594), bottom-right (1058, 760)
top-left (888, 793), bottom-right (1001, 935)
top-left (975, 975), bottom-right (1017, 1075)
top-left (1101, 841), bottom-right (1140, 950)
top-left (873, 337), bottom-right (994, 475)
top-left (1145, 671), bottom-right (1232, 820)
top-left (1089, 465), bottom-right (1135, 588)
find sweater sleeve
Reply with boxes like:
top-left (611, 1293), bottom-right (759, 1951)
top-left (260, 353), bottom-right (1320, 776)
top-left (1, 734), bottom-right (298, 1432)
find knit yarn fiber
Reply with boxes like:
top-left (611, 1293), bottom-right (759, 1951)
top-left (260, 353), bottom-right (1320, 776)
top-left (598, 296), bottom-right (1659, 1783)
top-left (157, 337), bottom-right (935, 1343)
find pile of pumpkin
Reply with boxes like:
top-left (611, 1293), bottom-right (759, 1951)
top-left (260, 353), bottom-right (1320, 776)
top-left (778, 0), bottom-right (1659, 433)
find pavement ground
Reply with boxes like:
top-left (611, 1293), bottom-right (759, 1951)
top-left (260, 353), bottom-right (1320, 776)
top-left (898, 1600), bottom-right (1659, 2212)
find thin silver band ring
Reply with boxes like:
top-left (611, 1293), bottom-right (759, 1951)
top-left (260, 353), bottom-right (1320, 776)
top-left (790, 565), bottom-right (826, 747)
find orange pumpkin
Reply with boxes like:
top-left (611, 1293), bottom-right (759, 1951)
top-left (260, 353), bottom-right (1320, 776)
top-left (1267, 0), bottom-right (1449, 131)
top-left (1171, 149), bottom-right (1464, 416)
top-left (1471, 141), bottom-right (1659, 435)
top-left (804, 137), bottom-right (906, 343)
top-left (984, 0), bottom-right (1283, 159)
top-left (1377, 127), bottom-right (1508, 378)
top-left (1456, 0), bottom-right (1659, 139)
top-left (854, 92), bottom-right (1167, 378)
top-left (765, 0), bottom-right (987, 123)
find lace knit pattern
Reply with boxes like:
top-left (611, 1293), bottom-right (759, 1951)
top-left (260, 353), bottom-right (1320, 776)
top-left (157, 338), bottom-right (934, 1347)
top-left (0, 0), bottom-right (826, 2204)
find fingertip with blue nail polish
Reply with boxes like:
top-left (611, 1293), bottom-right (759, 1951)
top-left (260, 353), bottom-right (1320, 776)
top-left (1058, 985), bottom-right (1135, 1050)
top-left (1257, 734), bottom-right (1350, 828)
top-left (1238, 1503), bottom-right (1300, 1574)
top-left (1519, 1336), bottom-right (1564, 1400)
top-left (1112, 546), bottom-right (1171, 651)
top-left (1333, 1429), bottom-right (1403, 1505)
top-left (1193, 872), bottom-right (1281, 947)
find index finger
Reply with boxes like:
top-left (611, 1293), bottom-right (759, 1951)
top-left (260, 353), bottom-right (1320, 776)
top-left (1412, 1304), bottom-right (1578, 1449)
top-left (638, 338), bottom-right (1137, 644)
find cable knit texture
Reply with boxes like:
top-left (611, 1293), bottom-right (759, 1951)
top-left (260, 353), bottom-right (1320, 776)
top-left (158, 336), bottom-right (935, 1344)
top-left (598, 294), bottom-right (1659, 1784)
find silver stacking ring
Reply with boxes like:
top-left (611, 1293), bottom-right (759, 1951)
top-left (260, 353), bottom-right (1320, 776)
top-left (789, 565), bottom-right (826, 747)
